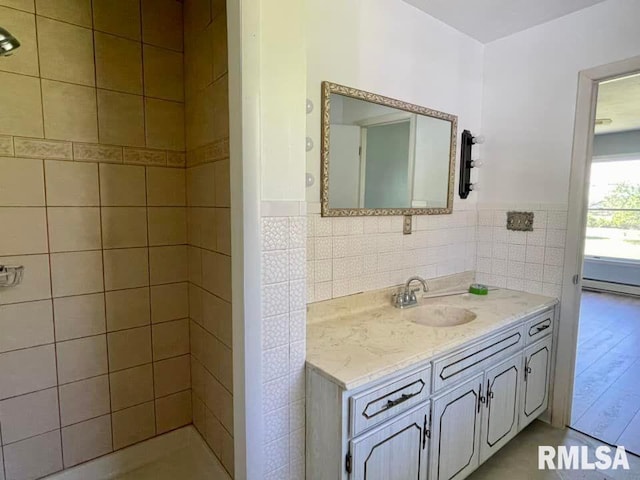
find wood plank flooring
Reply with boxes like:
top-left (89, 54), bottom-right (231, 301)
top-left (571, 290), bottom-right (640, 455)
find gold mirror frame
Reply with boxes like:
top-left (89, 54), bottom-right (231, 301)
top-left (320, 81), bottom-right (458, 217)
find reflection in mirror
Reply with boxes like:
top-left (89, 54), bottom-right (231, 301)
top-left (321, 83), bottom-right (457, 216)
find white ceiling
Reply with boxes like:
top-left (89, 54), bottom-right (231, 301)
top-left (403, 0), bottom-right (608, 43)
top-left (595, 73), bottom-right (640, 134)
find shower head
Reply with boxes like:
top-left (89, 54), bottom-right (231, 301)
top-left (0, 27), bottom-right (20, 57)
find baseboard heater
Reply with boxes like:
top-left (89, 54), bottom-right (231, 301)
top-left (582, 278), bottom-right (640, 297)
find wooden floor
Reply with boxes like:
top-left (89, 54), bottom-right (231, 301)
top-left (571, 290), bottom-right (640, 455)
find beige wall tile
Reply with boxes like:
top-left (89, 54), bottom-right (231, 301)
top-left (14, 137), bottom-right (72, 159)
top-left (214, 159), bottom-right (230, 207)
top-left (0, 158), bottom-right (44, 206)
top-left (211, 0), bottom-right (225, 20)
top-left (188, 246), bottom-right (202, 286)
top-left (167, 151), bottom-right (185, 168)
top-left (123, 147), bottom-right (167, 166)
top-left (2, 430), bottom-right (62, 480)
top-left (0, 72), bottom-right (43, 138)
top-left (154, 354), bottom-right (190, 397)
top-left (50, 250), bottom-right (104, 297)
top-left (141, 0), bottom-right (183, 51)
top-left (53, 293), bottom-right (105, 341)
top-left (149, 245), bottom-right (188, 285)
top-left (0, 344), bottom-right (56, 400)
top-left (155, 390), bottom-right (192, 434)
top-left (42, 80), bottom-right (98, 143)
top-left (112, 401), bottom-right (155, 450)
top-left (0, 0), bottom-right (34, 12)
top-left (101, 207), bottom-right (148, 248)
top-left (188, 207), bottom-right (216, 250)
top-left (184, 24), bottom-right (212, 94)
top-left (0, 387), bottom-right (59, 444)
top-left (150, 282), bottom-right (188, 324)
top-left (36, 0), bottom-right (92, 27)
top-left (97, 90), bottom-right (145, 147)
top-left (92, 0), bottom-right (140, 41)
top-left (186, 163), bottom-right (216, 207)
top-left (45, 160), bottom-right (99, 206)
top-left (148, 207), bottom-right (187, 246)
top-left (202, 250), bottom-right (231, 301)
top-left (105, 287), bottom-right (150, 332)
top-left (37, 17), bottom-right (94, 86)
top-left (215, 207), bottom-right (231, 255)
top-left (152, 318), bottom-right (189, 361)
top-left (145, 98), bottom-right (185, 151)
top-left (48, 207), bottom-right (101, 252)
top-left (61, 414), bottom-right (112, 468)
top-left (183, 0), bottom-right (210, 33)
top-left (211, 13), bottom-right (228, 81)
top-left (0, 6), bottom-right (38, 76)
top-left (203, 371), bottom-right (231, 431)
top-left (95, 32), bottom-right (143, 95)
top-left (99, 163), bottom-right (145, 206)
top-left (0, 207), bottom-right (48, 255)
top-left (212, 75), bottom-right (229, 142)
top-left (202, 290), bottom-right (231, 347)
top-left (56, 334), bottom-right (108, 384)
top-left (0, 135), bottom-right (13, 156)
top-left (73, 143), bottom-right (123, 163)
top-left (147, 167), bottom-right (186, 206)
top-left (103, 247), bottom-right (149, 290)
top-left (0, 300), bottom-right (53, 353)
top-left (110, 363), bottom-right (153, 411)
top-left (58, 374), bottom-right (109, 426)
top-left (143, 45), bottom-right (184, 102)
top-left (0, 254), bottom-right (50, 305)
top-left (107, 325), bottom-right (151, 371)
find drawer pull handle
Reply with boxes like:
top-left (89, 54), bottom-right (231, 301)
top-left (384, 393), bottom-right (414, 410)
top-left (536, 324), bottom-right (550, 332)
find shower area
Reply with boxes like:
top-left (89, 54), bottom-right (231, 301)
top-left (0, 1), bottom-right (233, 479)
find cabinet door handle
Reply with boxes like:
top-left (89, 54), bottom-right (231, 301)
top-left (477, 382), bottom-right (485, 413)
top-left (525, 364), bottom-right (532, 381)
top-left (486, 379), bottom-right (492, 409)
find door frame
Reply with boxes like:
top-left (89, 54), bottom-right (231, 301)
top-left (553, 54), bottom-right (640, 428)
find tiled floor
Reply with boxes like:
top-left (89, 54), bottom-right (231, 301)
top-left (471, 421), bottom-right (640, 479)
top-left (571, 291), bottom-right (640, 455)
top-left (112, 444), bottom-right (230, 480)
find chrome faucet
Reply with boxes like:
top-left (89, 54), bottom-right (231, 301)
top-left (393, 276), bottom-right (429, 309)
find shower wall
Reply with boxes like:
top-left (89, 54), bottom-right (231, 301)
top-left (0, 1), bottom-right (190, 479)
top-left (183, 0), bottom-right (234, 476)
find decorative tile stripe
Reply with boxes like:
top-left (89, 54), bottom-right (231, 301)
top-left (0, 135), bottom-right (13, 156)
top-left (73, 143), bottom-right (123, 163)
top-left (14, 137), bottom-right (73, 160)
top-left (167, 151), bottom-right (186, 167)
top-left (124, 147), bottom-right (168, 166)
top-left (186, 138), bottom-right (229, 167)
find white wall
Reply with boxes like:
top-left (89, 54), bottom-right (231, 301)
top-left (480, 0), bottom-right (640, 205)
top-left (306, 0), bottom-right (484, 205)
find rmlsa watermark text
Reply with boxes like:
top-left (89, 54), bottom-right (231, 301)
top-left (539, 446), bottom-right (630, 470)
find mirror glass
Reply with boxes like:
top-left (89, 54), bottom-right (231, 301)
top-left (321, 84), bottom-right (457, 216)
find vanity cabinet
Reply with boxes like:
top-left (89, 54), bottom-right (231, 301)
top-left (307, 305), bottom-right (557, 480)
top-left (520, 336), bottom-right (553, 429)
top-left (350, 403), bottom-right (430, 480)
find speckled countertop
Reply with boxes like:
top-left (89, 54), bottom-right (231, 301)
top-left (306, 276), bottom-right (558, 390)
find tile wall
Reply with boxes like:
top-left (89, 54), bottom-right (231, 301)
top-left (306, 202), bottom-right (478, 302)
top-left (0, 160), bottom-right (191, 479)
top-left (0, 1), bottom-right (192, 479)
top-left (183, 0), bottom-right (234, 476)
top-left (475, 205), bottom-right (568, 298)
top-left (261, 208), bottom-right (307, 480)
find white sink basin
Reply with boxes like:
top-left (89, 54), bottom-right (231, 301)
top-left (408, 305), bottom-right (477, 327)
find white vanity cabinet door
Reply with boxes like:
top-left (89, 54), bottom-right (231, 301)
top-left (479, 353), bottom-right (522, 463)
top-left (429, 372), bottom-right (483, 480)
top-left (520, 336), bottom-right (553, 430)
top-left (350, 403), bottom-right (429, 480)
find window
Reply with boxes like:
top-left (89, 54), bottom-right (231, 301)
top-left (585, 159), bottom-right (640, 261)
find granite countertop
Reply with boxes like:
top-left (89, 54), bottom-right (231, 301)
top-left (306, 280), bottom-right (558, 391)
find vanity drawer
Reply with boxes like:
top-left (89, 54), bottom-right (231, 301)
top-left (349, 366), bottom-right (431, 437)
top-left (432, 325), bottom-right (524, 393)
top-left (525, 309), bottom-right (554, 345)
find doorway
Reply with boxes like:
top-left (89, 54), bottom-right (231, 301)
top-left (569, 72), bottom-right (640, 455)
